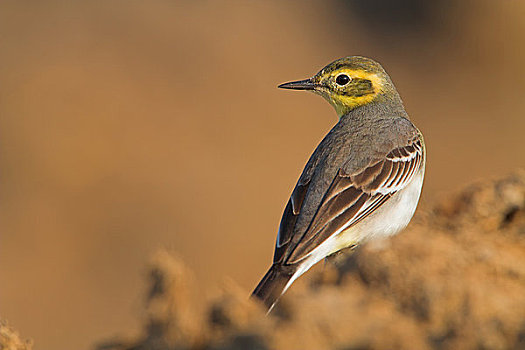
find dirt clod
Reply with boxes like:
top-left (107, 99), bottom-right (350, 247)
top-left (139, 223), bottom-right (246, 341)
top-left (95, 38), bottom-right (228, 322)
top-left (0, 320), bottom-right (32, 350)
top-left (96, 171), bottom-right (525, 350)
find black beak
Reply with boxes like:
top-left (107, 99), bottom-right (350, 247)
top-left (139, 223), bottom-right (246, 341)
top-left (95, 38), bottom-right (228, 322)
top-left (278, 79), bottom-right (316, 90)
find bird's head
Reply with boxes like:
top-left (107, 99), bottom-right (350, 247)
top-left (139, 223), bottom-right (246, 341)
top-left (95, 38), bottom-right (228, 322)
top-left (278, 56), bottom-right (399, 117)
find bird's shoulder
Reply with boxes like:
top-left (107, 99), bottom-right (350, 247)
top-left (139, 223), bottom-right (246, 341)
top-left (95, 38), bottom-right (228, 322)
top-left (301, 115), bottom-right (420, 184)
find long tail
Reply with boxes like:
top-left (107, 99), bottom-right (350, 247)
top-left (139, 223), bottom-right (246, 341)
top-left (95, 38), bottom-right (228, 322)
top-left (251, 264), bottom-right (295, 312)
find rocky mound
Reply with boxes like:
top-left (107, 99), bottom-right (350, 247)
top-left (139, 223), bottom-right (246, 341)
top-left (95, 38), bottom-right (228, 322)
top-left (93, 171), bottom-right (525, 349)
top-left (2, 172), bottom-right (521, 350)
top-left (0, 320), bottom-right (32, 350)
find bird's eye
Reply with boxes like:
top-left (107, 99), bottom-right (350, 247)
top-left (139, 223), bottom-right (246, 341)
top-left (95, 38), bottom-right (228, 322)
top-left (335, 74), bottom-right (351, 86)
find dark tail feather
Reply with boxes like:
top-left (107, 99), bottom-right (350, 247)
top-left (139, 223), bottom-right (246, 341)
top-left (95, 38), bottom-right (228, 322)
top-left (252, 265), bottom-right (294, 312)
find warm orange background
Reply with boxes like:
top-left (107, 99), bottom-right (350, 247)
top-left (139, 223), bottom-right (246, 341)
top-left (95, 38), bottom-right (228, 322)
top-left (1, 1), bottom-right (524, 349)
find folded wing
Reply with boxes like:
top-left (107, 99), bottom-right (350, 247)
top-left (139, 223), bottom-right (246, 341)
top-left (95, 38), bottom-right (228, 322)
top-left (276, 137), bottom-right (424, 265)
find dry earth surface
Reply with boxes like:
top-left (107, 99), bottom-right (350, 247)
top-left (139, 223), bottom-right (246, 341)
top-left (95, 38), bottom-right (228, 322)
top-left (0, 321), bottom-right (32, 350)
top-left (2, 172), bottom-right (525, 349)
top-left (69, 170), bottom-right (525, 350)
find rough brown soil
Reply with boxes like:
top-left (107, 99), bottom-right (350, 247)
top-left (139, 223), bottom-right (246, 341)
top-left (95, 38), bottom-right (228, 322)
top-left (87, 170), bottom-right (525, 350)
top-left (0, 320), bottom-right (32, 350)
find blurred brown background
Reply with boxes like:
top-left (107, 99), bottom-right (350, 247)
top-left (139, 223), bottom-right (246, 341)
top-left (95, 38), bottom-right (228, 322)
top-left (0, 1), bottom-right (524, 349)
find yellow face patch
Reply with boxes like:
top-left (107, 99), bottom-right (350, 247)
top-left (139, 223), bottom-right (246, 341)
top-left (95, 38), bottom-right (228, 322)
top-left (314, 69), bottom-right (384, 116)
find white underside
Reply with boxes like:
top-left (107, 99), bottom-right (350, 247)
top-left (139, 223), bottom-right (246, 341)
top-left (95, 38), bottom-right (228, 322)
top-left (283, 169), bottom-right (425, 294)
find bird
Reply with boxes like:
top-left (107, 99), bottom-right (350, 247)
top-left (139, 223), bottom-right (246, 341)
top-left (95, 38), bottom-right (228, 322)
top-left (252, 56), bottom-right (425, 312)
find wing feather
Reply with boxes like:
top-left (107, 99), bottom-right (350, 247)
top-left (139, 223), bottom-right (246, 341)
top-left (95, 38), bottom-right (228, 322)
top-left (292, 192), bottom-right (370, 259)
top-left (283, 138), bottom-right (424, 264)
top-left (275, 181), bottom-right (309, 250)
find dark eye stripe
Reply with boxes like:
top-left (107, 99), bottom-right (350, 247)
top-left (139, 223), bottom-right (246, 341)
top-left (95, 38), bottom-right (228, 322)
top-left (339, 78), bottom-right (374, 97)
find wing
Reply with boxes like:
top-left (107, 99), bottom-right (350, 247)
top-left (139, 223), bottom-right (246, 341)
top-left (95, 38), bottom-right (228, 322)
top-left (279, 136), bottom-right (424, 265)
top-left (273, 179), bottom-right (310, 263)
